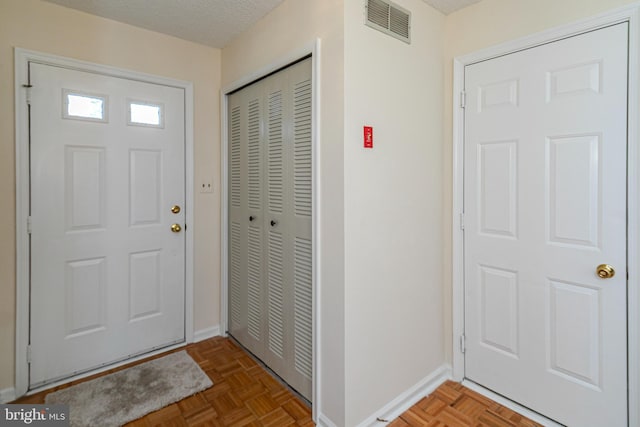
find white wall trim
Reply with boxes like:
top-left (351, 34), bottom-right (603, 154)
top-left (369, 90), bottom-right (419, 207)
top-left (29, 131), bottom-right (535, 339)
top-left (219, 64), bottom-right (229, 343)
top-left (451, 4), bottom-right (640, 426)
top-left (184, 80), bottom-right (195, 346)
top-left (311, 38), bottom-right (323, 426)
top-left (14, 48), bottom-right (30, 401)
top-left (628, 8), bottom-right (640, 427)
top-left (193, 325), bottom-right (221, 342)
top-left (451, 58), bottom-right (465, 383)
top-left (14, 48), bottom-right (196, 398)
top-left (0, 388), bottom-right (16, 404)
top-left (354, 365), bottom-right (451, 427)
top-left (220, 39), bottom-right (322, 423)
top-left (316, 413), bottom-right (339, 427)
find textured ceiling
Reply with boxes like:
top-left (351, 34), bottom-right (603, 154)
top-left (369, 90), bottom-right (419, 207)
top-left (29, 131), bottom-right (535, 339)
top-left (43, 0), bottom-right (482, 49)
top-left (422, 0), bottom-right (482, 15)
top-left (43, 0), bottom-right (285, 48)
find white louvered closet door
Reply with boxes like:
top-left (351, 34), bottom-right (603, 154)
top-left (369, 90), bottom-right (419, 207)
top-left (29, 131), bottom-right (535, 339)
top-left (228, 81), bottom-right (265, 360)
top-left (228, 58), bottom-right (312, 401)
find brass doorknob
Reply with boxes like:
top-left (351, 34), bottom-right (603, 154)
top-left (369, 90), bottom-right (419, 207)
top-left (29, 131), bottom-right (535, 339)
top-left (171, 205), bottom-right (181, 214)
top-left (596, 264), bottom-right (615, 279)
top-left (171, 223), bottom-right (182, 233)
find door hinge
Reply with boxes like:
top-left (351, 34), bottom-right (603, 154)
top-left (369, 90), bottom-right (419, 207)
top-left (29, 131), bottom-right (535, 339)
top-left (460, 334), bottom-right (466, 354)
top-left (460, 91), bottom-right (466, 109)
top-left (27, 216), bottom-right (32, 234)
top-left (23, 84), bottom-right (33, 105)
top-left (26, 345), bottom-right (32, 363)
top-left (459, 213), bottom-right (464, 230)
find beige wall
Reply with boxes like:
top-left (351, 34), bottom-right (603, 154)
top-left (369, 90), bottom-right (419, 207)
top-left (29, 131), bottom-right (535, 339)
top-left (0, 0), bottom-right (221, 392)
top-left (223, 1), bottom-right (447, 423)
top-left (343, 0), bottom-right (445, 424)
top-left (222, 0), bottom-right (346, 424)
top-left (441, 0), bottom-right (639, 364)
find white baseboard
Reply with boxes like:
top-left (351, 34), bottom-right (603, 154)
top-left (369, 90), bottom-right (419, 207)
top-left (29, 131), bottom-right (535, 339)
top-left (356, 364), bottom-right (452, 427)
top-left (0, 387), bottom-right (16, 404)
top-left (317, 413), bottom-right (339, 427)
top-left (193, 325), bottom-right (221, 343)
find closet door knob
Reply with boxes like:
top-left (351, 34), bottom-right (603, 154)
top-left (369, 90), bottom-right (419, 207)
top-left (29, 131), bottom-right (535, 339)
top-left (270, 220), bottom-right (277, 227)
top-left (249, 216), bottom-right (255, 222)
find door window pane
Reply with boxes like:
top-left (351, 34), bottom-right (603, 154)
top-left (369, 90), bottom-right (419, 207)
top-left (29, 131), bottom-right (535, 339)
top-left (128, 101), bottom-right (164, 128)
top-left (63, 90), bottom-right (108, 123)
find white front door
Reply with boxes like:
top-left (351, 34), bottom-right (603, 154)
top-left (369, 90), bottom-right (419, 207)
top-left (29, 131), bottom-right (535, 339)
top-left (464, 24), bottom-right (628, 426)
top-left (29, 63), bottom-right (186, 388)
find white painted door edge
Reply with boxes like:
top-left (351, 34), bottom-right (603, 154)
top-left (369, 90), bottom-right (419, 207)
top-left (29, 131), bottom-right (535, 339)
top-left (14, 48), bottom-right (195, 398)
top-left (451, 4), bottom-right (640, 426)
top-left (220, 39), bottom-right (322, 423)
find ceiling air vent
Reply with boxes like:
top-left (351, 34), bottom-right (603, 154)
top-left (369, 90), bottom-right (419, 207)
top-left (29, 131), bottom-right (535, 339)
top-left (365, 0), bottom-right (411, 44)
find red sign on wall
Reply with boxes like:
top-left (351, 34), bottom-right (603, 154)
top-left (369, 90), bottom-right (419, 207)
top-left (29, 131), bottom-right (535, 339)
top-left (364, 126), bottom-right (373, 148)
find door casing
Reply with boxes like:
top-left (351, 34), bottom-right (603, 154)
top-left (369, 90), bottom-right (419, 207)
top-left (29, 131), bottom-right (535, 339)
top-left (220, 40), bottom-right (321, 422)
top-left (452, 5), bottom-right (640, 426)
top-left (14, 48), bottom-right (196, 397)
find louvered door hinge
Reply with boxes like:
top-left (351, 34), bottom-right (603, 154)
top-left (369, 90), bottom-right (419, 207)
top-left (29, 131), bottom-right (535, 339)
top-left (26, 345), bottom-right (32, 363)
top-left (460, 334), bottom-right (466, 354)
top-left (460, 91), bottom-right (466, 109)
top-left (23, 84), bottom-right (33, 105)
top-left (27, 216), bottom-right (32, 234)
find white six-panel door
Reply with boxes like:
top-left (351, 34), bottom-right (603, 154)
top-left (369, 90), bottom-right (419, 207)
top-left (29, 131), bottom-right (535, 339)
top-left (29, 63), bottom-right (186, 388)
top-left (464, 24), bottom-right (628, 426)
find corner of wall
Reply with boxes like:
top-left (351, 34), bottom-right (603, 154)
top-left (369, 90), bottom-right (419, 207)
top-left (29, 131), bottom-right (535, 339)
top-left (0, 387), bottom-right (16, 404)
top-left (353, 365), bottom-right (451, 427)
top-left (193, 326), bottom-right (221, 343)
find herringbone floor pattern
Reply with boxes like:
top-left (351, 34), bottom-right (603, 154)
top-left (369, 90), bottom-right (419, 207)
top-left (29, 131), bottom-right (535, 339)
top-left (15, 337), bottom-right (540, 426)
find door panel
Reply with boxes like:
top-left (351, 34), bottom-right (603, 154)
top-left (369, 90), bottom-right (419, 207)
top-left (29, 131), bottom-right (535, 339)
top-left (290, 66), bottom-right (313, 387)
top-left (464, 24), bottom-right (627, 426)
top-left (29, 63), bottom-right (186, 388)
top-left (228, 83), bottom-right (264, 358)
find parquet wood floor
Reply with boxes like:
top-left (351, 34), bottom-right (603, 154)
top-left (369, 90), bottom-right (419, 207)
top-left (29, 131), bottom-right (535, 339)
top-left (15, 337), bottom-right (314, 426)
top-left (389, 381), bottom-right (542, 427)
top-left (14, 338), bottom-right (540, 427)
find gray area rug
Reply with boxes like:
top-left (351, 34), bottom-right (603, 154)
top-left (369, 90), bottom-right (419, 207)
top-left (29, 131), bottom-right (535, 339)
top-left (45, 351), bottom-right (213, 427)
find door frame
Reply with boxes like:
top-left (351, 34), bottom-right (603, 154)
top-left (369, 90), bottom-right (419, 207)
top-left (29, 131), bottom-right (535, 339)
top-left (452, 5), bottom-right (640, 425)
top-left (220, 39), bottom-right (321, 421)
top-left (14, 48), bottom-right (195, 397)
